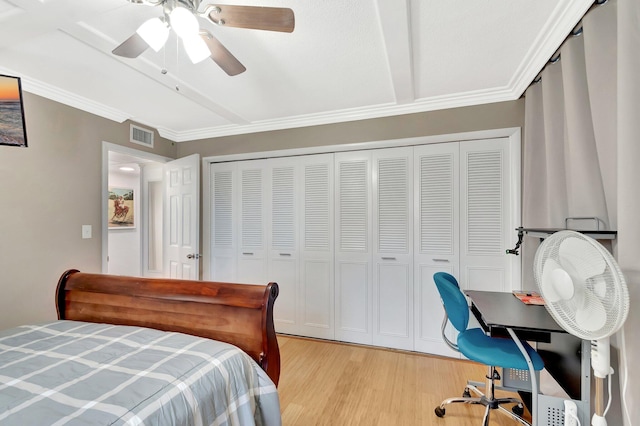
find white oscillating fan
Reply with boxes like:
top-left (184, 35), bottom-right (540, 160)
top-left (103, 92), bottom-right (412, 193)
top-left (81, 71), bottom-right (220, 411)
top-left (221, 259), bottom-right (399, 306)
top-left (533, 230), bottom-right (629, 426)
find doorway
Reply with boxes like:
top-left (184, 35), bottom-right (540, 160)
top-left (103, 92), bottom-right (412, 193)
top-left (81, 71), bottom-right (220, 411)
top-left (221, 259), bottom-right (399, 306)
top-left (102, 142), bottom-right (171, 277)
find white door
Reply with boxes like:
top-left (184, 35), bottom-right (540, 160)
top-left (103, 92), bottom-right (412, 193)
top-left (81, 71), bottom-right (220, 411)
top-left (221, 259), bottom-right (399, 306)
top-left (372, 147), bottom-right (414, 350)
top-left (334, 150), bottom-right (373, 345)
top-left (164, 154), bottom-right (200, 280)
top-left (237, 159), bottom-right (269, 283)
top-left (299, 153), bottom-right (335, 339)
top-left (268, 158), bottom-right (299, 334)
top-left (459, 138), bottom-right (514, 292)
top-left (209, 162), bottom-right (238, 282)
top-left (413, 142), bottom-right (461, 357)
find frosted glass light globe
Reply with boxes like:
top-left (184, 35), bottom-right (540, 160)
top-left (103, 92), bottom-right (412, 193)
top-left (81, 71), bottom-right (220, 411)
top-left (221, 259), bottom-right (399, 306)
top-left (170, 6), bottom-right (199, 39)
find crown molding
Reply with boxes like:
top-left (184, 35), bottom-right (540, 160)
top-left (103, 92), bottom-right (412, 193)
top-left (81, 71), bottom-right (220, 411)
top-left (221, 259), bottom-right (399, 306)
top-left (20, 75), bottom-right (131, 124)
top-left (166, 86), bottom-right (516, 142)
top-left (509, 0), bottom-right (594, 97)
top-left (12, 73), bottom-right (515, 142)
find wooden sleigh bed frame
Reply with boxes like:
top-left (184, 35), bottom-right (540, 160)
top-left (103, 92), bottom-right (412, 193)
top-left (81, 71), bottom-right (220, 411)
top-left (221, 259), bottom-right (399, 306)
top-left (55, 269), bottom-right (280, 385)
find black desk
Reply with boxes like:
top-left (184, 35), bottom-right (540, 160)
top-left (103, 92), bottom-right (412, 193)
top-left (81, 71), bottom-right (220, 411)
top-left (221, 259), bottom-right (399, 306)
top-left (465, 290), bottom-right (565, 342)
top-left (465, 290), bottom-right (584, 399)
top-left (465, 290), bottom-right (589, 425)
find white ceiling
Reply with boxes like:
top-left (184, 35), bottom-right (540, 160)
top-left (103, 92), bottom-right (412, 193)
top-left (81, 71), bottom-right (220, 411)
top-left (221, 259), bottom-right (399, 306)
top-left (0, 0), bottom-right (593, 142)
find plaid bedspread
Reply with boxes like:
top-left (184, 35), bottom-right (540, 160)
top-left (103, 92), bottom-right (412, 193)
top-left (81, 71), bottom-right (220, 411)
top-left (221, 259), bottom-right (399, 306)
top-left (0, 321), bottom-right (281, 425)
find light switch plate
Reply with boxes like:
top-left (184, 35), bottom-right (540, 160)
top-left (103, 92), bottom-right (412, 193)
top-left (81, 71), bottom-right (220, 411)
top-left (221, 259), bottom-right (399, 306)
top-left (82, 225), bottom-right (92, 239)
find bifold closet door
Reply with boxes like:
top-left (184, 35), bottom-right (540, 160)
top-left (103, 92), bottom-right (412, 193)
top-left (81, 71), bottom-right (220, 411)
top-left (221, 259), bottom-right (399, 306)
top-left (298, 154), bottom-right (335, 339)
top-left (210, 156), bottom-right (334, 337)
top-left (268, 155), bottom-right (336, 337)
top-left (412, 137), bottom-right (516, 356)
top-left (335, 151), bottom-right (373, 345)
top-left (268, 158), bottom-right (299, 335)
top-left (270, 155), bottom-right (336, 337)
top-left (372, 147), bottom-right (414, 351)
top-left (459, 138), bottom-right (513, 292)
top-left (209, 159), bottom-right (271, 285)
top-left (209, 162), bottom-right (238, 282)
top-left (237, 159), bottom-right (269, 284)
top-left (413, 142), bottom-right (461, 357)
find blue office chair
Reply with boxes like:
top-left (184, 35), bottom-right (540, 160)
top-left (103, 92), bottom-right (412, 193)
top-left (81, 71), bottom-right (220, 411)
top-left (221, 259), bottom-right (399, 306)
top-left (433, 272), bottom-right (544, 426)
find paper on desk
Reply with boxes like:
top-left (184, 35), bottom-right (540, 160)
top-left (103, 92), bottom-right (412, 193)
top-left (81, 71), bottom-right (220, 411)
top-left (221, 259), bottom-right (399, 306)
top-left (512, 291), bottom-right (545, 305)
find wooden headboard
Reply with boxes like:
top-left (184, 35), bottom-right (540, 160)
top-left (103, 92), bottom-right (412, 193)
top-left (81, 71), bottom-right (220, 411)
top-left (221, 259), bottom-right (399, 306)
top-left (55, 270), bottom-right (280, 385)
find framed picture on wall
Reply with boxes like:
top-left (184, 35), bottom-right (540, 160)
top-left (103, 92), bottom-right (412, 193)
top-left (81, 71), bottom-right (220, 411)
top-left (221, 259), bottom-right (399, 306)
top-left (0, 74), bottom-right (28, 147)
top-left (108, 187), bottom-right (135, 228)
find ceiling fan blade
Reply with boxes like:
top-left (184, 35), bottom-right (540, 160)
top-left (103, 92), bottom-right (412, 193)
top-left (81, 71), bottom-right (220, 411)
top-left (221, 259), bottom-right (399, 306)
top-left (205, 5), bottom-right (295, 33)
top-left (112, 33), bottom-right (149, 58)
top-left (200, 31), bottom-right (246, 76)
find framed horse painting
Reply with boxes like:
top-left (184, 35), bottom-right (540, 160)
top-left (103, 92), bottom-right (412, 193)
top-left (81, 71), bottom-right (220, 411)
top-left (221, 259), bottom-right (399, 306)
top-left (108, 187), bottom-right (135, 228)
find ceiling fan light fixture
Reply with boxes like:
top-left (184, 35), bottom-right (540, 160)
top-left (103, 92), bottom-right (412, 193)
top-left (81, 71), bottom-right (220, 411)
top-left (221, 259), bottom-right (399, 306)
top-left (113, 2), bottom-right (294, 75)
top-left (183, 34), bottom-right (211, 64)
top-left (136, 17), bottom-right (169, 52)
top-left (170, 6), bottom-right (199, 39)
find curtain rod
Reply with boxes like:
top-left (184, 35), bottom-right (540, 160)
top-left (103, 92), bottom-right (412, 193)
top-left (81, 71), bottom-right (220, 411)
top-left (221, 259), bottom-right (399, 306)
top-left (523, 0), bottom-right (609, 91)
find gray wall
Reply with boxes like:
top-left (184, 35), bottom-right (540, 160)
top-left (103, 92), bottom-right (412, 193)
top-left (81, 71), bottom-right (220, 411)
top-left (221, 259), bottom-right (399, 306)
top-left (177, 100), bottom-right (525, 157)
top-left (0, 93), bottom-right (176, 329)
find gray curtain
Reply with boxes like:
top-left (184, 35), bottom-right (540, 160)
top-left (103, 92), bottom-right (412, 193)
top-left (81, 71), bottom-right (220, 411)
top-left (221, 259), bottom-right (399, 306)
top-left (524, 21), bottom-right (612, 232)
top-left (523, 0), bottom-right (638, 424)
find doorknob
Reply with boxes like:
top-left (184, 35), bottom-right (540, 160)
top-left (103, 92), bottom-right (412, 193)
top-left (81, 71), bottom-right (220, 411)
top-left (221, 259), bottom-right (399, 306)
top-left (187, 253), bottom-right (201, 259)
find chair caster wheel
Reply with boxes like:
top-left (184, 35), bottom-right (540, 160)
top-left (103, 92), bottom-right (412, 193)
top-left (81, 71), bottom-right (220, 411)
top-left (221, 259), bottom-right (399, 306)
top-left (435, 406), bottom-right (446, 417)
top-left (462, 388), bottom-right (471, 398)
top-left (512, 404), bottom-right (524, 416)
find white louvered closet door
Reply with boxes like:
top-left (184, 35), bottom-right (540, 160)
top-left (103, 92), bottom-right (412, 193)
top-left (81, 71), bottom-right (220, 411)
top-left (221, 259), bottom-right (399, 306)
top-left (237, 159), bottom-right (268, 284)
top-left (372, 147), bottom-right (414, 350)
top-left (268, 158), bottom-right (299, 334)
top-left (413, 143), bottom-right (461, 357)
top-left (460, 138), bottom-right (513, 292)
top-left (209, 162), bottom-right (238, 282)
top-left (298, 154), bottom-right (334, 339)
top-left (335, 151), bottom-right (373, 345)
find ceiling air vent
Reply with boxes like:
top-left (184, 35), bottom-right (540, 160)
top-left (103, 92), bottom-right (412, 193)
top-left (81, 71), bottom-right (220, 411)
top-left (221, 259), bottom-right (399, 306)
top-left (130, 124), bottom-right (154, 148)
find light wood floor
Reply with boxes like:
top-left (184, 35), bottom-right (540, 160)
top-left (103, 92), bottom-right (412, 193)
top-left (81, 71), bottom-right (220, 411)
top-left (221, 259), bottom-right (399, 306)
top-left (278, 335), bottom-right (531, 426)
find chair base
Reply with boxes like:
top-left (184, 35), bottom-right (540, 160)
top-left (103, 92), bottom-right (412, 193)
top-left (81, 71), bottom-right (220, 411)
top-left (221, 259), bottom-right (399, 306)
top-left (434, 368), bottom-right (531, 426)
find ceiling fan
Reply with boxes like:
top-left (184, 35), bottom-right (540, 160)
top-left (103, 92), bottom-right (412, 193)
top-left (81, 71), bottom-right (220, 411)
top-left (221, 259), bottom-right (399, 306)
top-left (112, 0), bottom-right (295, 76)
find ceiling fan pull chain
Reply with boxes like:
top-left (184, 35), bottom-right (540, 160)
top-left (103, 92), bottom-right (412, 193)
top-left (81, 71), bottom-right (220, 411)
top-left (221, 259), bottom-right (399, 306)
top-left (161, 40), bottom-right (168, 75)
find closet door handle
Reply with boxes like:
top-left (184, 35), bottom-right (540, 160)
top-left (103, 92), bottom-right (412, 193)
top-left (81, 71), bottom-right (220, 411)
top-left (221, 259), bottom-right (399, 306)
top-left (381, 257), bottom-right (397, 261)
top-left (242, 252), bottom-right (254, 256)
top-left (432, 258), bottom-right (450, 263)
top-left (279, 253), bottom-right (292, 257)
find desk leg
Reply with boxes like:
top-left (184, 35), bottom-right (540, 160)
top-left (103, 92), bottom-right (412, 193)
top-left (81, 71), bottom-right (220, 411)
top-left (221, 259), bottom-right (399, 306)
top-left (507, 328), bottom-right (538, 426)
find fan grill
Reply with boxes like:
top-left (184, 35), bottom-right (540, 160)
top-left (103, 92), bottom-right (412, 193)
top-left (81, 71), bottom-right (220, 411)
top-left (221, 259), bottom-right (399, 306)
top-left (533, 231), bottom-right (629, 340)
